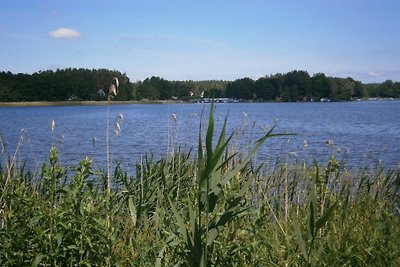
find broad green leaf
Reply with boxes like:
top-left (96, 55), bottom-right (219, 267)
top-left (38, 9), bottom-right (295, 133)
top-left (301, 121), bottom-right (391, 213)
top-left (54, 232), bottom-right (63, 247)
top-left (316, 202), bottom-right (337, 229)
top-left (205, 103), bottom-right (215, 172)
top-left (128, 195), bottom-right (137, 227)
top-left (85, 236), bottom-right (93, 248)
top-left (235, 164), bottom-right (263, 198)
top-left (207, 228), bottom-right (219, 246)
top-left (188, 194), bottom-right (196, 235)
top-left (293, 220), bottom-right (308, 261)
top-left (32, 254), bottom-right (46, 267)
top-left (197, 110), bottom-right (205, 185)
top-left (168, 196), bottom-right (188, 244)
top-left (216, 205), bottom-right (255, 228)
top-left (309, 200), bottom-right (315, 238)
top-left (309, 167), bottom-right (317, 239)
top-left (156, 245), bottom-right (167, 267)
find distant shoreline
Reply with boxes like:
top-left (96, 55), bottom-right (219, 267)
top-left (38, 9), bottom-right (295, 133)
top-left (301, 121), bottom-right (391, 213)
top-left (0, 100), bottom-right (184, 107)
top-left (0, 98), bottom-right (398, 107)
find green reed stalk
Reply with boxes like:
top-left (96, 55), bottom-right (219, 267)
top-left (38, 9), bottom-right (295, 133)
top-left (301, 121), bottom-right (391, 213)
top-left (106, 77), bottom-right (119, 193)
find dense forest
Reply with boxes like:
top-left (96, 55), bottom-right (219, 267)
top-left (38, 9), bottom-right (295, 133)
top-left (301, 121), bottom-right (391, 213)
top-left (0, 68), bottom-right (399, 102)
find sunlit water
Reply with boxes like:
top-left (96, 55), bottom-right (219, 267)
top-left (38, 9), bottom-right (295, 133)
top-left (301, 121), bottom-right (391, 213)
top-left (1, 101), bottom-right (399, 174)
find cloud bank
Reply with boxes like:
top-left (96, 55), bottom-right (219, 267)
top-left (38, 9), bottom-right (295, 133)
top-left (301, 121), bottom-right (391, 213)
top-left (48, 28), bottom-right (81, 39)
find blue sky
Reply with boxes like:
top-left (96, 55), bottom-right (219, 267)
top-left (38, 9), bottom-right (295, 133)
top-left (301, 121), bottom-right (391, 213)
top-left (1, 0), bottom-right (399, 83)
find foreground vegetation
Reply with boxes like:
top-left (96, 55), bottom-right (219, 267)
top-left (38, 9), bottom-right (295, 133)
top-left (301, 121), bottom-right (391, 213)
top-left (1, 107), bottom-right (399, 266)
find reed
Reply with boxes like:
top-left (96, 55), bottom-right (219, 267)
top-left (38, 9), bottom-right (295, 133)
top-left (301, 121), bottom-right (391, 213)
top-left (106, 77), bottom-right (119, 194)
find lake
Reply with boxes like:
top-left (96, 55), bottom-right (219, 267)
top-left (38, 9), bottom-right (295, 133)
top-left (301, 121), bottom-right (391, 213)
top-left (0, 101), bottom-right (399, 174)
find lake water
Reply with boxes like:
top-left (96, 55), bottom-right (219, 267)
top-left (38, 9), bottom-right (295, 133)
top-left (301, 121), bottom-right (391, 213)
top-left (0, 101), bottom-right (399, 174)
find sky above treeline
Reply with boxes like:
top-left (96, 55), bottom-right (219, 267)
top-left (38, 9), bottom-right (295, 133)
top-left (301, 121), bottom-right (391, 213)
top-left (1, 0), bottom-right (399, 83)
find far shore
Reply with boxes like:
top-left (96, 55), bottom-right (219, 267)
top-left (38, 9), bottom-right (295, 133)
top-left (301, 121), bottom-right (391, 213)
top-left (1, 97), bottom-right (398, 107)
top-left (0, 100), bottom-right (186, 107)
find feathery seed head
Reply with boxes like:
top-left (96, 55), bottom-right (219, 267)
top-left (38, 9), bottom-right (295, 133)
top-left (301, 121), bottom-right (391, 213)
top-left (115, 122), bottom-right (121, 135)
top-left (113, 77), bottom-right (119, 88)
top-left (303, 140), bottom-right (308, 149)
top-left (108, 77), bottom-right (119, 100)
top-left (108, 84), bottom-right (117, 100)
top-left (171, 113), bottom-right (177, 122)
top-left (51, 119), bottom-right (55, 134)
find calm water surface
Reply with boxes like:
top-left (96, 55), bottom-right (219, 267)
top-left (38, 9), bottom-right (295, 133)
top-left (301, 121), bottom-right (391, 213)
top-left (1, 101), bottom-right (399, 173)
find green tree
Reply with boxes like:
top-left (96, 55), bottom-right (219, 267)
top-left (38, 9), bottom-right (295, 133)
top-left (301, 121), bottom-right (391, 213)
top-left (253, 77), bottom-right (278, 100)
top-left (379, 80), bottom-right (394, 97)
top-left (311, 73), bottom-right (331, 100)
top-left (225, 78), bottom-right (254, 99)
top-left (136, 78), bottom-right (160, 100)
top-left (283, 70), bottom-right (311, 101)
top-left (352, 80), bottom-right (366, 98)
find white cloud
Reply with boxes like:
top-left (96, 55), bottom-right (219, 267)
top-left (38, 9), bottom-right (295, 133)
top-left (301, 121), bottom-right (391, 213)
top-left (368, 71), bottom-right (380, 77)
top-left (48, 28), bottom-right (81, 39)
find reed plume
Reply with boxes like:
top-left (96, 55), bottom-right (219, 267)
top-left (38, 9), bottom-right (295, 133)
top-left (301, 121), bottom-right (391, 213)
top-left (106, 77), bottom-right (119, 193)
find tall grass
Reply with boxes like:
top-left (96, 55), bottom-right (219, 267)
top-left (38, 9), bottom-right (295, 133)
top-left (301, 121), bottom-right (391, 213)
top-left (0, 104), bottom-right (399, 266)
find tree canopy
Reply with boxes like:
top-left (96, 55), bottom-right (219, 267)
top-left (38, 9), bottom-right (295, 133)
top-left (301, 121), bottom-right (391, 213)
top-left (0, 68), bottom-right (399, 102)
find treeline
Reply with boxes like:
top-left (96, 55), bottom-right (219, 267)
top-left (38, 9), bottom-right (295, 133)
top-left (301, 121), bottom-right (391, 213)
top-left (0, 68), bottom-right (399, 102)
top-left (225, 71), bottom-right (400, 101)
top-left (0, 69), bottom-right (133, 102)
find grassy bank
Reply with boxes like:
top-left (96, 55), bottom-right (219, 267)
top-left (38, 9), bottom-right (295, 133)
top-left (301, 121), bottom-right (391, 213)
top-left (1, 106), bottom-right (399, 266)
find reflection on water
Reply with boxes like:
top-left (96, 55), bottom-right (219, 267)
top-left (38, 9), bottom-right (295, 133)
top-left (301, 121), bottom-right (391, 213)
top-left (1, 101), bottom-right (399, 174)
